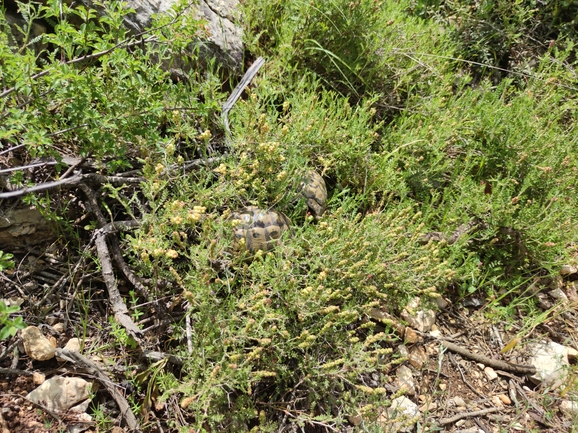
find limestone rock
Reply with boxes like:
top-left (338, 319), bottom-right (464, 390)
top-left (26, 376), bottom-right (92, 413)
top-left (394, 365), bottom-right (416, 396)
top-left (57, 337), bottom-right (82, 362)
top-left (408, 346), bottom-right (427, 370)
top-left (560, 264), bottom-right (578, 275)
top-left (483, 366), bottom-right (498, 381)
top-left (0, 207), bottom-right (56, 250)
top-left (528, 341), bottom-right (570, 389)
top-left (401, 298), bottom-right (436, 332)
top-left (560, 400), bottom-right (578, 418)
top-left (21, 326), bottom-right (55, 361)
top-left (121, 0), bottom-right (243, 70)
top-left (379, 397), bottom-right (419, 433)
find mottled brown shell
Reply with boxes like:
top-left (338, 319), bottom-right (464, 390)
top-left (300, 170), bottom-right (327, 219)
top-left (231, 206), bottom-right (291, 253)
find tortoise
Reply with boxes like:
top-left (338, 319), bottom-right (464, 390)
top-left (300, 170), bottom-right (327, 219)
top-left (230, 170), bottom-right (327, 254)
top-left (230, 206), bottom-right (292, 253)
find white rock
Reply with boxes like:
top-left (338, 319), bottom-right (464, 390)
top-left (21, 326), bottom-right (55, 361)
top-left (408, 346), bottom-right (428, 369)
top-left (560, 400), bottom-right (578, 418)
top-left (56, 337), bottom-right (82, 362)
top-left (528, 341), bottom-right (569, 389)
top-left (26, 376), bottom-right (92, 413)
top-left (484, 367), bottom-right (498, 381)
top-left (560, 264), bottom-right (578, 275)
top-left (68, 412), bottom-right (94, 433)
top-left (52, 322), bottom-right (65, 333)
top-left (401, 298), bottom-right (436, 332)
top-left (394, 365), bottom-right (416, 396)
top-left (379, 397), bottom-right (419, 433)
top-left (452, 396), bottom-right (466, 408)
top-left (548, 288), bottom-right (568, 301)
top-left (566, 346), bottom-right (578, 360)
top-left (435, 296), bottom-right (449, 309)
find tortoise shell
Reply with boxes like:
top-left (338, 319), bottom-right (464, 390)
top-left (231, 206), bottom-right (291, 253)
top-left (300, 170), bottom-right (327, 219)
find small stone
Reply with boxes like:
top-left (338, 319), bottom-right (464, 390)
top-left (566, 346), bottom-right (578, 360)
top-left (52, 323), bottom-right (65, 333)
top-left (21, 326), bottom-right (55, 361)
top-left (453, 396), bottom-right (466, 408)
top-left (32, 372), bottom-right (45, 385)
top-left (548, 288), bottom-right (568, 301)
top-left (26, 376), bottom-right (92, 413)
top-left (498, 394), bottom-right (511, 405)
top-left (484, 367), bottom-right (498, 381)
top-left (560, 264), bottom-right (578, 275)
top-left (404, 327), bottom-right (420, 344)
top-left (560, 400), bottom-right (578, 418)
top-left (379, 397), bottom-right (419, 433)
top-left (408, 346), bottom-right (427, 369)
top-left (529, 341), bottom-right (570, 389)
top-left (348, 415), bottom-right (362, 426)
top-left (435, 296), bottom-right (449, 309)
top-left (48, 335), bottom-right (57, 348)
top-left (57, 338), bottom-right (82, 362)
top-left (401, 298), bottom-right (436, 332)
top-left (70, 398), bottom-right (91, 413)
top-left (439, 383), bottom-right (447, 391)
top-left (45, 315), bottom-right (58, 325)
top-left (429, 328), bottom-right (442, 338)
top-left (394, 365), bottom-right (416, 396)
top-left (64, 338), bottom-right (82, 352)
top-left (491, 395), bottom-right (503, 407)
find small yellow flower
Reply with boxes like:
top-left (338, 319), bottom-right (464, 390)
top-left (165, 249), bottom-right (179, 259)
top-left (198, 129), bottom-right (212, 141)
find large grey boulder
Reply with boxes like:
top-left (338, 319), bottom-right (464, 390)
top-left (114, 0), bottom-right (244, 70)
top-left (7, 0), bottom-right (244, 71)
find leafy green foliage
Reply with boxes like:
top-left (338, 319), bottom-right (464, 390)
top-left (0, 301), bottom-right (25, 341)
top-left (410, 0), bottom-right (578, 81)
top-left (1, 0), bottom-right (219, 174)
top-left (3, 0), bottom-right (578, 430)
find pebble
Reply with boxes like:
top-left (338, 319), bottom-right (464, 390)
top-left (21, 326), bottom-right (55, 361)
top-left (484, 366), bottom-right (498, 381)
top-left (408, 346), bottom-right (428, 369)
top-left (560, 400), bottom-right (578, 417)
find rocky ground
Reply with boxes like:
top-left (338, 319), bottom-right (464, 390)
top-left (1, 253), bottom-right (577, 433)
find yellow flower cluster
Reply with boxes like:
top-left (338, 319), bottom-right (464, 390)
top-left (187, 205), bottom-right (206, 223)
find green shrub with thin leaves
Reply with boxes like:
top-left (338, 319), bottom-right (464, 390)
top-left (1, 0), bottom-right (221, 174)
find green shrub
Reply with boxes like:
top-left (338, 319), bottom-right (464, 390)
top-left (0, 0), bottom-right (220, 173)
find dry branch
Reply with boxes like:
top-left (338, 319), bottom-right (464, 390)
top-left (439, 407), bottom-right (500, 425)
top-left (441, 340), bottom-right (536, 375)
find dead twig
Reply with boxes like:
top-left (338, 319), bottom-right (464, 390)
top-left (55, 348), bottom-right (140, 432)
top-left (222, 57), bottom-right (266, 137)
top-left (440, 340), bottom-right (536, 375)
top-left (0, 171), bottom-right (84, 198)
top-left (439, 407), bottom-right (500, 425)
top-left (78, 183), bottom-right (143, 343)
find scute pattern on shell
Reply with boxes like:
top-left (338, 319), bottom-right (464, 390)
top-left (231, 206), bottom-right (291, 253)
top-left (301, 170), bottom-right (327, 218)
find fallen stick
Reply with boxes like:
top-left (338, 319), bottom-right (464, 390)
top-left (439, 407), bottom-right (500, 425)
top-left (440, 340), bottom-right (536, 375)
